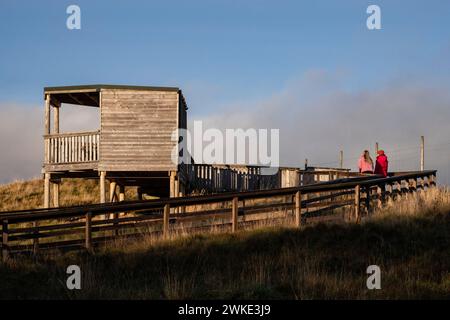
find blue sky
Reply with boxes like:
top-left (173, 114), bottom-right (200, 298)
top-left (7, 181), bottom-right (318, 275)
top-left (1, 0), bottom-right (449, 115)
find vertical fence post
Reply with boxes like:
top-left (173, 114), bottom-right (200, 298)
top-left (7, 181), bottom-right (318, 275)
top-left (377, 185), bottom-right (383, 209)
top-left (386, 183), bottom-right (393, 205)
top-left (395, 181), bottom-right (400, 200)
top-left (365, 186), bottom-right (371, 215)
top-left (295, 191), bottom-right (302, 227)
top-left (429, 174), bottom-right (436, 188)
top-left (85, 212), bottom-right (92, 251)
top-left (231, 197), bottom-right (238, 233)
top-left (2, 219), bottom-right (9, 262)
top-left (354, 185), bottom-right (361, 223)
top-left (419, 177), bottom-right (425, 190)
top-left (163, 204), bottom-right (170, 239)
top-left (33, 219), bottom-right (39, 255)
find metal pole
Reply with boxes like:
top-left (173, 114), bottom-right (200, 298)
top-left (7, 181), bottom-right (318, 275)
top-left (420, 136), bottom-right (424, 171)
top-left (339, 150), bottom-right (343, 169)
top-left (375, 142), bottom-right (379, 154)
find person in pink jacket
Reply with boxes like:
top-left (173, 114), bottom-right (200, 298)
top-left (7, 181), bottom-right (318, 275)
top-left (358, 150), bottom-right (374, 174)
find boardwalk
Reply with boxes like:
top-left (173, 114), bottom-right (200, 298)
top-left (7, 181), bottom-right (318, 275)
top-left (0, 170), bottom-right (436, 261)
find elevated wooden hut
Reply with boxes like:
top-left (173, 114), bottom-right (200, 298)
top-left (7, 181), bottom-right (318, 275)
top-left (42, 84), bottom-right (188, 207)
top-left (42, 84), bottom-right (351, 208)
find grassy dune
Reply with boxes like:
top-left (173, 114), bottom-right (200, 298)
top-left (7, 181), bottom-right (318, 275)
top-left (0, 186), bottom-right (449, 299)
top-left (0, 178), bottom-right (139, 211)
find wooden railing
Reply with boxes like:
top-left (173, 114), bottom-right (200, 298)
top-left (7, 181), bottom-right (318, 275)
top-left (44, 131), bottom-right (100, 164)
top-left (181, 164), bottom-right (280, 193)
top-left (0, 170), bottom-right (437, 261)
top-left (179, 163), bottom-right (365, 194)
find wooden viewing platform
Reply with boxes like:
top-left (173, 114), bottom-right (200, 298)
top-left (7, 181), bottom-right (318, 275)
top-left (41, 84), bottom-right (354, 209)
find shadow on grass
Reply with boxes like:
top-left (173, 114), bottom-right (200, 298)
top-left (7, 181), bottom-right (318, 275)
top-left (1, 211), bottom-right (449, 299)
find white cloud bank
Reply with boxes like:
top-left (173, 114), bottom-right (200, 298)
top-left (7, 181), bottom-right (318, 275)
top-left (0, 103), bottom-right (99, 184)
top-left (193, 71), bottom-right (450, 184)
top-left (1, 71), bottom-right (449, 185)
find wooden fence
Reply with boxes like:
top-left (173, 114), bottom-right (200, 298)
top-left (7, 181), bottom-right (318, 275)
top-left (180, 163), bottom-right (358, 194)
top-left (0, 170), bottom-right (436, 261)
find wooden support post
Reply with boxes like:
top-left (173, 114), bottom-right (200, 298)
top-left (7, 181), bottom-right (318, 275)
top-left (429, 174), bottom-right (436, 188)
top-left (396, 181), bottom-right (402, 201)
top-left (106, 181), bottom-right (117, 221)
top-left (365, 186), bottom-right (371, 215)
top-left (119, 185), bottom-right (125, 202)
top-left (2, 219), bottom-right (9, 263)
top-left (169, 171), bottom-right (177, 198)
top-left (163, 204), bottom-right (170, 239)
top-left (355, 185), bottom-right (361, 223)
top-left (386, 183), bottom-right (393, 205)
top-left (231, 197), bottom-right (238, 232)
top-left (53, 102), bottom-right (60, 134)
top-left (52, 181), bottom-right (60, 207)
top-left (40, 172), bottom-right (51, 253)
top-left (294, 191), bottom-right (302, 227)
top-left (409, 179), bottom-right (417, 192)
top-left (179, 183), bottom-right (186, 214)
top-left (44, 94), bottom-right (50, 135)
top-left (85, 212), bottom-right (92, 251)
top-left (118, 185), bottom-right (125, 218)
top-left (174, 178), bottom-right (179, 213)
top-left (419, 177), bottom-right (425, 190)
top-left (377, 185), bottom-right (383, 209)
top-left (43, 173), bottom-right (50, 208)
top-left (169, 171), bottom-right (177, 214)
top-left (99, 171), bottom-right (106, 203)
top-left (44, 95), bottom-right (51, 164)
top-left (109, 181), bottom-right (117, 202)
top-left (420, 136), bottom-right (424, 171)
top-left (33, 220), bottom-right (39, 255)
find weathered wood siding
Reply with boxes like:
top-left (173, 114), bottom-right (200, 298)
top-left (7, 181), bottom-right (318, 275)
top-left (99, 89), bottom-right (181, 171)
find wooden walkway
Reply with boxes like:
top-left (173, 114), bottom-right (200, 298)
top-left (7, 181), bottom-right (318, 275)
top-left (0, 170), bottom-right (436, 261)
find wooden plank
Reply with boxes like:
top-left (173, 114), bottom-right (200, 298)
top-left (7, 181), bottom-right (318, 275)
top-left (163, 204), bottom-right (170, 239)
top-left (100, 88), bottom-right (179, 171)
top-left (231, 197), bottom-right (238, 232)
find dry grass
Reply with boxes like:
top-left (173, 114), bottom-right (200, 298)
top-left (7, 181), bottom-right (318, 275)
top-left (1, 187), bottom-right (449, 299)
top-left (0, 178), bottom-right (138, 212)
